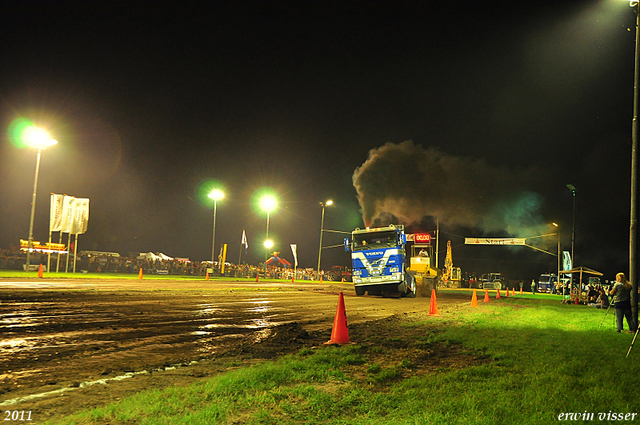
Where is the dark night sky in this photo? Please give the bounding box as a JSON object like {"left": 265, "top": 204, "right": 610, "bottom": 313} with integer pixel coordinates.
{"left": 0, "top": 0, "right": 636, "bottom": 281}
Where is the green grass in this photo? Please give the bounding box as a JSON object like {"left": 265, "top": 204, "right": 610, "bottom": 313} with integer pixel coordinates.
{"left": 45, "top": 296, "right": 640, "bottom": 424}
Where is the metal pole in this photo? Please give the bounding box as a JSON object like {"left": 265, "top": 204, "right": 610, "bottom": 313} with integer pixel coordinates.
{"left": 26, "top": 148, "right": 42, "bottom": 271}
{"left": 264, "top": 211, "right": 270, "bottom": 274}
{"left": 211, "top": 200, "right": 217, "bottom": 266}
{"left": 570, "top": 188, "right": 576, "bottom": 292}
{"left": 557, "top": 227, "right": 561, "bottom": 291}
{"left": 630, "top": 2, "right": 639, "bottom": 326}
{"left": 317, "top": 204, "right": 326, "bottom": 280}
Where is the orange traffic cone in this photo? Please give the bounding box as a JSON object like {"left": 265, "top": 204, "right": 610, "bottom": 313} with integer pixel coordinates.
{"left": 428, "top": 289, "right": 441, "bottom": 316}
{"left": 320, "top": 275, "right": 323, "bottom": 283}
{"left": 324, "top": 292, "right": 352, "bottom": 345}
{"left": 206, "top": 270, "right": 210, "bottom": 281}
{"left": 292, "top": 275, "right": 295, "bottom": 283}
{"left": 471, "top": 289, "right": 478, "bottom": 307}
{"left": 138, "top": 268, "right": 143, "bottom": 279}
{"left": 37, "top": 264, "right": 44, "bottom": 278}
{"left": 496, "top": 289, "right": 501, "bottom": 300}
{"left": 256, "top": 273, "right": 260, "bottom": 282}
{"left": 513, "top": 288, "right": 517, "bottom": 296}
{"left": 484, "top": 289, "right": 490, "bottom": 303}
{"left": 506, "top": 288, "right": 510, "bottom": 297}
{"left": 520, "top": 287, "right": 523, "bottom": 295}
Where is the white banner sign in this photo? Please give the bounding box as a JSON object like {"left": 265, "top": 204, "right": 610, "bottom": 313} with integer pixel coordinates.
{"left": 70, "top": 198, "right": 90, "bottom": 234}
{"left": 290, "top": 244, "right": 298, "bottom": 268}
{"left": 58, "top": 196, "right": 90, "bottom": 234}
{"left": 465, "top": 238, "right": 526, "bottom": 246}
{"left": 50, "top": 193, "right": 65, "bottom": 232}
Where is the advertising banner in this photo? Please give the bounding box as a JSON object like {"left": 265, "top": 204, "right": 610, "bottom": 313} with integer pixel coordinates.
{"left": 50, "top": 193, "right": 65, "bottom": 232}
{"left": 70, "top": 198, "right": 90, "bottom": 234}
{"left": 464, "top": 238, "right": 526, "bottom": 245}
{"left": 290, "top": 244, "right": 298, "bottom": 268}
{"left": 58, "top": 196, "right": 90, "bottom": 234}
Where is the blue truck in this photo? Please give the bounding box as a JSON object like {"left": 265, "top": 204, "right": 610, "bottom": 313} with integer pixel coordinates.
{"left": 345, "top": 224, "right": 416, "bottom": 297}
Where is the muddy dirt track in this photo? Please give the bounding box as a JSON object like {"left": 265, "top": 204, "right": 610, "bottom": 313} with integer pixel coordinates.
{"left": 0, "top": 278, "right": 473, "bottom": 422}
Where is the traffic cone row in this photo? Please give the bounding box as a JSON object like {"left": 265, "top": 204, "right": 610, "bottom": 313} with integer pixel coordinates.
{"left": 484, "top": 289, "right": 490, "bottom": 303}
{"left": 496, "top": 289, "right": 501, "bottom": 300}
{"left": 325, "top": 292, "right": 352, "bottom": 345}
{"left": 506, "top": 288, "right": 510, "bottom": 297}
{"left": 471, "top": 289, "right": 478, "bottom": 307}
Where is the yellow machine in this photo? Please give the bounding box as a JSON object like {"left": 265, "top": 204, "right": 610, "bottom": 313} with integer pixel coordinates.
{"left": 407, "top": 243, "right": 438, "bottom": 296}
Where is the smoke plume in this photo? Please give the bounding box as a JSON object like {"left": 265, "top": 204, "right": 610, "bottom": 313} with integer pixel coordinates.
{"left": 352, "top": 141, "right": 548, "bottom": 236}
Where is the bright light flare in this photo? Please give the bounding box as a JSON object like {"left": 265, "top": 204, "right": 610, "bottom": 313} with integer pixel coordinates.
{"left": 208, "top": 189, "right": 224, "bottom": 201}
{"left": 8, "top": 118, "right": 57, "bottom": 149}
{"left": 25, "top": 128, "right": 57, "bottom": 149}
{"left": 260, "top": 195, "right": 277, "bottom": 212}
{"left": 264, "top": 239, "right": 274, "bottom": 249}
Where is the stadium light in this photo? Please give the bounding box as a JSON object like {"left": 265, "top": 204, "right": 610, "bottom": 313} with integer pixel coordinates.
{"left": 208, "top": 189, "right": 224, "bottom": 267}
{"left": 25, "top": 127, "right": 57, "bottom": 271}
{"left": 317, "top": 200, "right": 334, "bottom": 280}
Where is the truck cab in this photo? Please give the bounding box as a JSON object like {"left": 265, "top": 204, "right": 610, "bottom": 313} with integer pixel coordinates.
{"left": 537, "top": 273, "right": 557, "bottom": 293}
{"left": 346, "top": 225, "right": 415, "bottom": 297}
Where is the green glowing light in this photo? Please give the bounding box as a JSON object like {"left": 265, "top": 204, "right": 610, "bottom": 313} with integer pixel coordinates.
{"left": 8, "top": 118, "right": 34, "bottom": 149}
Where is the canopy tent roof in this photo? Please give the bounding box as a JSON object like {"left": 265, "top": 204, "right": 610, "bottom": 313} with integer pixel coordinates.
{"left": 559, "top": 267, "right": 603, "bottom": 276}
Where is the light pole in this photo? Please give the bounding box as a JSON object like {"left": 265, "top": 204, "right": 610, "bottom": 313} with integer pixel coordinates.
{"left": 566, "top": 184, "right": 576, "bottom": 291}
{"left": 208, "top": 189, "right": 224, "bottom": 269}
{"left": 628, "top": 1, "right": 639, "bottom": 324}
{"left": 552, "top": 223, "right": 561, "bottom": 292}
{"left": 25, "top": 128, "right": 58, "bottom": 271}
{"left": 260, "top": 195, "right": 277, "bottom": 262}
{"left": 316, "top": 200, "right": 334, "bottom": 280}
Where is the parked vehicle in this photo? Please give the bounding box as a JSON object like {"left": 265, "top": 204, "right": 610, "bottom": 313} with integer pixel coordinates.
{"left": 481, "top": 273, "right": 505, "bottom": 290}
{"left": 325, "top": 265, "right": 352, "bottom": 282}
{"left": 538, "top": 273, "right": 557, "bottom": 293}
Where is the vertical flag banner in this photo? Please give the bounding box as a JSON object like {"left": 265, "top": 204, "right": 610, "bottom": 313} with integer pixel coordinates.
{"left": 242, "top": 230, "right": 249, "bottom": 253}
{"left": 50, "top": 193, "right": 65, "bottom": 232}
{"left": 290, "top": 244, "right": 298, "bottom": 268}
{"left": 58, "top": 196, "right": 90, "bottom": 234}
{"left": 70, "top": 198, "right": 90, "bottom": 235}
{"left": 60, "top": 196, "right": 76, "bottom": 233}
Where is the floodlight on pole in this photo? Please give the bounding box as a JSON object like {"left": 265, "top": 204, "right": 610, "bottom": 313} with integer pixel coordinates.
{"left": 25, "top": 128, "right": 58, "bottom": 271}
{"left": 260, "top": 195, "right": 277, "bottom": 261}
{"left": 552, "top": 222, "right": 561, "bottom": 290}
{"left": 566, "top": 184, "right": 576, "bottom": 292}
{"left": 316, "top": 200, "right": 334, "bottom": 281}
{"left": 208, "top": 189, "right": 224, "bottom": 267}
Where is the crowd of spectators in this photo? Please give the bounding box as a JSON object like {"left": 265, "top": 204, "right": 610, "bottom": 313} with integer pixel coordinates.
{"left": 0, "top": 247, "right": 323, "bottom": 280}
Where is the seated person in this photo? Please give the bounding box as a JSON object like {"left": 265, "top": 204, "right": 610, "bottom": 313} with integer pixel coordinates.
{"left": 596, "top": 288, "right": 610, "bottom": 309}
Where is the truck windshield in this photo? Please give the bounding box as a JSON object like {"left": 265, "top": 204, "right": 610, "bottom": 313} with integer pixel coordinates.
{"left": 352, "top": 231, "right": 397, "bottom": 251}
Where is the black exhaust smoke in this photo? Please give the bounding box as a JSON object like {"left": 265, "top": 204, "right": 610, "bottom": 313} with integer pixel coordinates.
{"left": 352, "top": 141, "right": 548, "bottom": 236}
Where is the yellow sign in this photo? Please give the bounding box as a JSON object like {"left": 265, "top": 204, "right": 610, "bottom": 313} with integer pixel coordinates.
{"left": 20, "top": 239, "right": 67, "bottom": 252}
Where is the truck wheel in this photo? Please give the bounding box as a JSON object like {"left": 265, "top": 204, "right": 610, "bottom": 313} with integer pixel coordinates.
{"left": 495, "top": 282, "right": 502, "bottom": 290}
{"left": 355, "top": 286, "right": 366, "bottom": 296}
{"left": 405, "top": 273, "right": 416, "bottom": 298}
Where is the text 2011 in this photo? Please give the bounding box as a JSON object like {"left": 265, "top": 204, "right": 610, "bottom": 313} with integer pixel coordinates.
{"left": 3, "top": 411, "right": 32, "bottom": 421}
